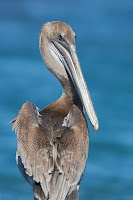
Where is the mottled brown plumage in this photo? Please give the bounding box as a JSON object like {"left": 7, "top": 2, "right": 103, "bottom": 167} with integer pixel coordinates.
{"left": 11, "top": 21, "right": 99, "bottom": 200}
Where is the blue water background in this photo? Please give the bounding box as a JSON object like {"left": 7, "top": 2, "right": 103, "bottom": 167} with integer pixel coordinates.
{"left": 0, "top": 0, "right": 133, "bottom": 199}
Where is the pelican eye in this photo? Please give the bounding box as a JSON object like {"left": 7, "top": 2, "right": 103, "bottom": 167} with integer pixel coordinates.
{"left": 58, "top": 33, "right": 63, "bottom": 41}
{"left": 75, "top": 34, "right": 76, "bottom": 39}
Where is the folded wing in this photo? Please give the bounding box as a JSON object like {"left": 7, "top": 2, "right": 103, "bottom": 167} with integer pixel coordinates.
{"left": 12, "top": 102, "right": 88, "bottom": 200}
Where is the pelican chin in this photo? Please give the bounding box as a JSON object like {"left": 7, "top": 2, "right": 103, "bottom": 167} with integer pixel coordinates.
{"left": 11, "top": 21, "right": 99, "bottom": 200}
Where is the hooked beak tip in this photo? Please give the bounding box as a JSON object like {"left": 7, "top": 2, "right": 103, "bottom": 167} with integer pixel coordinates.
{"left": 94, "top": 123, "right": 99, "bottom": 132}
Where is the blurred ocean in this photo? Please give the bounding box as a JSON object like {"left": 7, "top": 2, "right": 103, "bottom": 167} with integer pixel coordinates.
{"left": 0, "top": 0, "right": 133, "bottom": 199}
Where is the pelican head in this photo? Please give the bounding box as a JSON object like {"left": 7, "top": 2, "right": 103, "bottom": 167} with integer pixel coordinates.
{"left": 39, "top": 21, "right": 99, "bottom": 132}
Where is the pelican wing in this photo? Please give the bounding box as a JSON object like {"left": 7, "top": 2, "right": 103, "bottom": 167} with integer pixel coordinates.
{"left": 12, "top": 102, "right": 88, "bottom": 200}
{"left": 56, "top": 105, "right": 89, "bottom": 197}
{"left": 12, "top": 102, "right": 54, "bottom": 199}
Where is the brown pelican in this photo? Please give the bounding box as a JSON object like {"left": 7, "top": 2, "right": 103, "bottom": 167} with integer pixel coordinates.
{"left": 11, "top": 21, "right": 99, "bottom": 200}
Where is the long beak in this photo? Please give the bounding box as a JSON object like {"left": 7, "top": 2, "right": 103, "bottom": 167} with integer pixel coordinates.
{"left": 50, "top": 38, "right": 99, "bottom": 132}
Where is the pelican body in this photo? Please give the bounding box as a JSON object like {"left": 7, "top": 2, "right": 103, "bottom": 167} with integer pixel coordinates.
{"left": 12, "top": 21, "right": 99, "bottom": 200}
